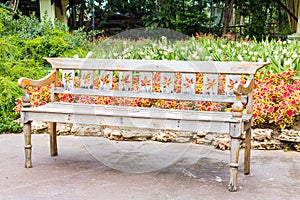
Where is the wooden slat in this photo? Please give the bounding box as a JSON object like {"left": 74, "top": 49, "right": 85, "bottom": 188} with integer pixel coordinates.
{"left": 53, "top": 87, "right": 248, "bottom": 103}
{"left": 62, "top": 70, "right": 74, "bottom": 90}
{"left": 139, "top": 72, "right": 152, "bottom": 92}
{"left": 45, "top": 58, "right": 269, "bottom": 75}
{"left": 181, "top": 74, "right": 196, "bottom": 94}
{"left": 100, "top": 71, "right": 113, "bottom": 91}
{"left": 203, "top": 74, "right": 218, "bottom": 95}
{"left": 80, "top": 70, "right": 94, "bottom": 89}
{"left": 225, "top": 75, "right": 241, "bottom": 95}
{"left": 119, "top": 71, "right": 132, "bottom": 91}
{"left": 160, "top": 73, "right": 174, "bottom": 93}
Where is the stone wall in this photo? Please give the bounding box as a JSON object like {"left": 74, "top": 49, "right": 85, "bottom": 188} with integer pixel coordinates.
{"left": 30, "top": 121, "right": 300, "bottom": 152}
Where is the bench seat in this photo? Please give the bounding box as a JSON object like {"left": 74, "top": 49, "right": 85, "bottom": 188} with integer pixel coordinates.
{"left": 22, "top": 102, "right": 252, "bottom": 133}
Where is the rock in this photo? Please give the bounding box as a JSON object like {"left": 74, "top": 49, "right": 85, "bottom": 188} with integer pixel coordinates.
{"left": 109, "top": 129, "right": 123, "bottom": 140}
{"left": 71, "top": 124, "right": 103, "bottom": 136}
{"left": 278, "top": 129, "right": 300, "bottom": 142}
{"left": 196, "top": 131, "right": 207, "bottom": 137}
{"left": 31, "top": 121, "right": 48, "bottom": 133}
{"left": 122, "top": 129, "right": 152, "bottom": 141}
{"left": 57, "top": 123, "right": 72, "bottom": 135}
{"left": 252, "top": 129, "right": 273, "bottom": 141}
{"left": 151, "top": 130, "right": 175, "bottom": 142}
{"left": 294, "top": 143, "right": 300, "bottom": 152}
{"left": 173, "top": 137, "right": 192, "bottom": 143}
{"left": 252, "top": 140, "right": 283, "bottom": 150}
{"left": 213, "top": 136, "right": 231, "bottom": 150}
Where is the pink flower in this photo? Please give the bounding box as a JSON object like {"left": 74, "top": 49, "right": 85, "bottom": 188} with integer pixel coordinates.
{"left": 286, "top": 110, "right": 293, "bottom": 117}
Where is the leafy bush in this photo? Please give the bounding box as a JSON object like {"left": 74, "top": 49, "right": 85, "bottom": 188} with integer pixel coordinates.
{"left": 0, "top": 7, "right": 89, "bottom": 133}
{"left": 253, "top": 70, "right": 300, "bottom": 129}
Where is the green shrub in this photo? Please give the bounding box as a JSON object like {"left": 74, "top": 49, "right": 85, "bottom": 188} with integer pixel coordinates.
{"left": 0, "top": 7, "right": 88, "bottom": 133}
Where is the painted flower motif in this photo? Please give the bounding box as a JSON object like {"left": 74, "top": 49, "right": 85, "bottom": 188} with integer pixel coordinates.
{"left": 64, "top": 72, "right": 73, "bottom": 84}
{"left": 101, "top": 74, "right": 110, "bottom": 85}
{"left": 141, "top": 76, "right": 151, "bottom": 87}
{"left": 162, "top": 76, "right": 172, "bottom": 88}
{"left": 83, "top": 73, "right": 91, "bottom": 84}
{"left": 183, "top": 77, "right": 194, "bottom": 88}
{"left": 205, "top": 78, "right": 216, "bottom": 90}
{"left": 227, "top": 79, "right": 238, "bottom": 90}
{"left": 121, "top": 75, "right": 131, "bottom": 85}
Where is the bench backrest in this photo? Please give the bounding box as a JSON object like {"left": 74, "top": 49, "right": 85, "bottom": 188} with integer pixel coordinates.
{"left": 45, "top": 58, "right": 268, "bottom": 114}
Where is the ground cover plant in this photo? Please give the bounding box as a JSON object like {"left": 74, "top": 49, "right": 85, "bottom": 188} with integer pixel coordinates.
{"left": 13, "top": 35, "right": 300, "bottom": 130}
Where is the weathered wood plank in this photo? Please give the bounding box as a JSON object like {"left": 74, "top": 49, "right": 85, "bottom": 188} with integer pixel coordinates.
{"left": 18, "top": 71, "right": 57, "bottom": 88}
{"left": 139, "top": 72, "right": 152, "bottom": 92}
{"left": 21, "top": 103, "right": 252, "bottom": 123}
{"left": 225, "top": 75, "right": 241, "bottom": 95}
{"left": 203, "top": 74, "right": 218, "bottom": 95}
{"left": 160, "top": 73, "right": 174, "bottom": 93}
{"left": 100, "top": 71, "right": 113, "bottom": 91}
{"left": 62, "top": 70, "right": 74, "bottom": 90}
{"left": 119, "top": 71, "right": 132, "bottom": 91}
{"left": 181, "top": 74, "right": 196, "bottom": 94}
{"left": 23, "top": 111, "right": 231, "bottom": 133}
{"left": 45, "top": 58, "right": 269, "bottom": 75}
{"left": 80, "top": 70, "right": 94, "bottom": 89}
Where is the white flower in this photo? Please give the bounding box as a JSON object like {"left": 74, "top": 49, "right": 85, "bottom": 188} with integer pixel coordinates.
{"left": 237, "top": 55, "right": 244, "bottom": 61}
{"left": 242, "top": 50, "right": 247, "bottom": 54}
{"left": 221, "top": 44, "right": 226, "bottom": 48}
{"left": 265, "top": 52, "right": 269, "bottom": 56}
{"left": 292, "top": 53, "right": 298, "bottom": 59}
{"left": 253, "top": 52, "right": 259, "bottom": 56}
{"left": 242, "top": 42, "right": 249, "bottom": 46}
{"left": 258, "top": 58, "right": 264, "bottom": 62}
{"left": 207, "top": 47, "right": 212, "bottom": 51}
{"left": 237, "top": 43, "right": 242, "bottom": 48}
{"left": 284, "top": 59, "right": 292, "bottom": 66}
{"left": 273, "top": 51, "right": 278, "bottom": 55}
{"left": 113, "top": 53, "right": 118, "bottom": 57}
{"left": 145, "top": 55, "right": 151, "bottom": 60}
{"left": 86, "top": 51, "right": 93, "bottom": 58}
{"left": 216, "top": 49, "right": 222, "bottom": 54}
{"left": 282, "top": 49, "right": 288, "bottom": 54}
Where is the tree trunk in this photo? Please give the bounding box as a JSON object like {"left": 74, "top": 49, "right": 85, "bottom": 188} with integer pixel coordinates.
{"left": 222, "top": 0, "right": 235, "bottom": 37}
{"left": 11, "top": 0, "right": 19, "bottom": 14}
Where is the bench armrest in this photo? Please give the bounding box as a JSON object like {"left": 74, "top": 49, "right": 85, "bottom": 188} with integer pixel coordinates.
{"left": 18, "top": 71, "right": 57, "bottom": 88}
{"left": 233, "top": 78, "right": 254, "bottom": 95}
{"left": 232, "top": 78, "right": 254, "bottom": 117}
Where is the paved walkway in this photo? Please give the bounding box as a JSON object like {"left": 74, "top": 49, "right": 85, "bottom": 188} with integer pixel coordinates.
{"left": 0, "top": 134, "right": 299, "bottom": 200}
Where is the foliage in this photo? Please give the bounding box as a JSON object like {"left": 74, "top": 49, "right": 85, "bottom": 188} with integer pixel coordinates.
{"left": 142, "top": 0, "right": 209, "bottom": 35}
{"left": 0, "top": 7, "right": 89, "bottom": 133}
{"left": 253, "top": 70, "right": 300, "bottom": 129}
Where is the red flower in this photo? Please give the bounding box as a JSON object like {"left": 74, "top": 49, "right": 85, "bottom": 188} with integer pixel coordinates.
{"left": 286, "top": 110, "right": 293, "bottom": 117}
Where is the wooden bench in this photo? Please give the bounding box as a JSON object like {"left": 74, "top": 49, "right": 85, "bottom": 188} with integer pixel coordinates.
{"left": 18, "top": 58, "right": 269, "bottom": 191}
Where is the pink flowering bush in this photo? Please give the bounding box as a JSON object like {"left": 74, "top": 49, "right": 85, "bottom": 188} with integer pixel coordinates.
{"left": 253, "top": 70, "right": 300, "bottom": 129}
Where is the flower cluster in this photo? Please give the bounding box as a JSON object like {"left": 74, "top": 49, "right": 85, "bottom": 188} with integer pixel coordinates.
{"left": 253, "top": 70, "right": 300, "bottom": 129}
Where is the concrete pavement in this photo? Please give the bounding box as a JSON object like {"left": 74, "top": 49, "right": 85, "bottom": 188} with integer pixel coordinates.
{"left": 0, "top": 134, "right": 299, "bottom": 200}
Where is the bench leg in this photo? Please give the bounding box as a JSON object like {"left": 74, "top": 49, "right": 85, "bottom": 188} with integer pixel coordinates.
{"left": 228, "top": 137, "right": 240, "bottom": 192}
{"left": 24, "top": 122, "right": 32, "bottom": 168}
{"left": 244, "top": 128, "right": 251, "bottom": 175}
{"left": 50, "top": 122, "right": 58, "bottom": 156}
